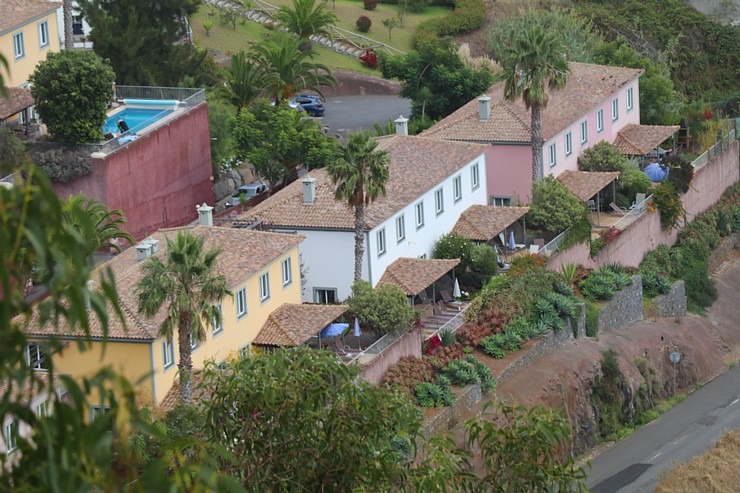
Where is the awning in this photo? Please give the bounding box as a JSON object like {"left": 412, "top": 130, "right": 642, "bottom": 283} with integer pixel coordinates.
{"left": 377, "top": 257, "right": 460, "bottom": 296}
{"left": 612, "top": 124, "right": 679, "bottom": 156}
{"left": 557, "top": 170, "right": 621, "bottom": 202}
{"left": 452, "top": 205, "right": 530, "bottom": 242}
{"left": 0, "top": 87, "right": 34, "bottom": 121}
{"left": 253, "top": 303, "right": 349, "bottom": 347}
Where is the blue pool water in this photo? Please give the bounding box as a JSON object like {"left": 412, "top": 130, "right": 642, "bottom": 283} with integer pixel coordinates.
{"left": 103, "top": 108, "right": 174, "bottom": 135}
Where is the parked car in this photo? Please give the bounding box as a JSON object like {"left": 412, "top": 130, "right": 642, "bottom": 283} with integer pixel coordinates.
{"left": 289, "top": 95, "right": 325, "bottom": 117}
{"left": 225, "top": 183, "right": 267, "bottom": 207}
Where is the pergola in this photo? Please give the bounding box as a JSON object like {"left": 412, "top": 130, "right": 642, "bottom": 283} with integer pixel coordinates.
{"left": 377, "top": 257, "right": 460, "bottom": 307}
{"left": 252, "top": 303, "right": 349, "bottom": 348}
{"left": 557, "top": 170, "right": 621, "bottom": 226}
{"left": 0, "top": 87, "right": 34, "bottom": 127}
{"left": 613, "top": 124, "right": 680, "bottom": 158}
{"left": 452, "top": 205, "right": 530, "bottom": 261}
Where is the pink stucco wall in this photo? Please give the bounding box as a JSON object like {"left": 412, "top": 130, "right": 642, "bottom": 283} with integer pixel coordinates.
{"left": 54, "top": 103, "right": 214, "bottom": 240}
{"left": 547, "top": 141, "right": 739, "bottom": 271}
{"left": 486, "top": 144, "right": 533, "bottom": 204}
{"left": 359, "top": 329, "right": 422, "bottom": 385}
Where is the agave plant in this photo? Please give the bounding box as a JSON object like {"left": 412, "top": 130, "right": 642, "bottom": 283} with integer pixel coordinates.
{"left": 560, "top": 262, "right": 579, "bottom": 285}
{"left": 480, "top": 336, "right": 506, "bottom": 359}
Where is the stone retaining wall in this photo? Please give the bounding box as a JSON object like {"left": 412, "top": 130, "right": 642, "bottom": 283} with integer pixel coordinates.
{"left": 421, "top": 382, "right": 482, "bottom": 438}
{"left": 597, "top": 275, "right": 644, "bottom": 333}
{"left": 651, "top": 280, "right": 687, "bottom": 318}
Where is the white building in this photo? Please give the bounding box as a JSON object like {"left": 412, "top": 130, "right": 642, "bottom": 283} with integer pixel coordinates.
{"left": 238, "top": 132, "right": 488, "bottom": 303}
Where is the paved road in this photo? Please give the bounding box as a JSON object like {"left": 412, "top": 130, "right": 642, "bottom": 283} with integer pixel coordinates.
{"left": 587, "top": 365, "right": 740, "bottom": 492}
{"left": 319, "top": 95, "right": 412, "bottom": 137}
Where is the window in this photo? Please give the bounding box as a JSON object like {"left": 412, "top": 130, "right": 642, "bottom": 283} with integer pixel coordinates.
{"left": 377, "top": 228, "right": 386, "bottom": 257}
{"left": 471, "top": 163, "right": 480, "bottom": 190}
{"left": 189, "top": 329, "right": 200, "bottom": 350}
{"left": 314, "top": 288, "right": 337, "bottom": 304}
{"left": 565, "top": 132, "right": 573, "bottom": 156}
{"left": 4, "top": 421, "right": 18, "bottom": 453}
{"left": 239, "top": 344, "right": 251, "bottom": 359}
{"left": 212, "top": 304, "right": 223, "bottom": 335}
{"left": 548, "top": 143, "right": 557, "bottom": 167}
{"left": 72, "top": 15, "right": 85, "bottom": 36}
{"left": 259, "top": 272, "right": 270, "bottom": 302}
{"left": 596, "top": 109, "right": 604, "bottom": 132}
{"left": 395, "top": 215, "right": 405, "bottom": 242}
{"left": 162, "top": 336, "right": 174, "bottom": 369}
{"left": 281, "top": 258, "right": 292, "bottom": 286}
{"left": 453, "top": 175, "right": 462, "bottom": 202}
{"left": 38, "top": 21, "right": 49, "bottom": 47}
{"left": 490, "top": 196, "right": 512, "bottom": 207}
{"left": 13, "top": 32, "right": 24, "bottom": 59}
{"left": 36, "top": 400, "right": 49, "bottom": 418}
{"left": 434, "top": 188, "right": 444, "bottom": 215}
{"left": 612, "top": 98, "right": 619, "bottom": 121}
{"left": 89, "top": 406, "right": 110, "bottom": 422}
{"left": 627, "top": 88, "right": 634, "bottom": 111}
{"left": 580, "top": 120, "right": 588, "bottom": 144}
{"left": 25, "top": 343, "right": 48, "bottom": 370}
{"left": 415, "top": 201, "right": 425, "bottom": 229}
{"left": 236, "top": 288, "right": 247, "bottom": 318}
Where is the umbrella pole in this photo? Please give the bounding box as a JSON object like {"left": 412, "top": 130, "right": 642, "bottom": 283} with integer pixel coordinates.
{"left": 597, "top": 191, "right": 601, "bottom": 226}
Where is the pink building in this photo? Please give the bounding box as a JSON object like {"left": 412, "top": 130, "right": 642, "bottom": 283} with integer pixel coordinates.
{"left": 423, "top": 62, "right": 643, "bottom": 204}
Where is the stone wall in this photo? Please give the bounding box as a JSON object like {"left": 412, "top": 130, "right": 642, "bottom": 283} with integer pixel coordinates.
{"left": 650, "top": 280, "right": 687, "bottom": 319}
{"left": 323, "top": 71, "right": 402, "bottom": 97}
{"left": 597, "top": 275, "right": 644, "bottom": 333}
{"left": 420, "top": 383, "right": 483, "bottom": 438}
{"left": 359, "top": 328, "right": 422, "bottom": 385}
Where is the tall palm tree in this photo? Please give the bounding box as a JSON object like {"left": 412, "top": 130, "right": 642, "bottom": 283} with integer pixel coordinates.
{"left": 218, "top": 51, "right": 278, "bottom": 114}
{"left": 327, "top": 131, "right": 390, "bottom": 282}
{"left": 136, "top": 231, "right": 232, "bottom": 404}
{"left": 496, "top": 25, "right": 569, "bottom": 184}
{"left": 62, "top": 195, "right": 134, "bottom": 259}
{"left": 0, "top": 53, "right": 9, "bottom": 98}
{"left": 63, "top": 0, "right": 74, "bottom": 49}
{"left": 251, "top": 33, "right": 336, "bottom": 102}
{"left": 274, "top": 0, "right": 337, "bottom": 51}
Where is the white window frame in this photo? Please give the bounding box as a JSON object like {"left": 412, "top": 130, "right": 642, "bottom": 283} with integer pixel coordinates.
{"left": 13, "top": 32, "right": 24, "bottom": 59}
{"left": 89, "top": 406, "right": 110, "bottom": 422}
{"left": 25, "top": 343, "right": 47, "bottom": 371}
{"left": 36, "top": 400, "right": 49, "bottom": 418}
{"left": 627, "top": 88, "right": 634, "bottom": 111}
{"left": 162, "top": 336, "right": 174, "bottom": 369}
{"left": 548, "top": 142, "right": 557, "bottom": 167}
{"left": 281, "top": 257, "right": 292, "bottom": 286}
{"left": 377, "top": 228, "right": 386, "bottom": 257}
{"left": 415, "top": 201, "right": 424, "bottom": 229}
{"left": 471, "top": 162, "right": 480, "bottom": 190}
{"left": 38, "top": 21, "right": 49, "bottom": 48}
{"left": 565, "top": 132, "right": 572, "bottom": 156}
{"left": 612, "top": 98, "right": 619, "bottom": 121}
{"left": 259, "top": 272, "right": 270, "bottom": 302}
{"left": 236, "top": 288, "right": 247, "bottom": 318}
{"left": 434, "top": 188, "right": 444, "bottom": 216}
{"left": 4, "top": 421, "right": 18, "bottom": 453}
{"left": 580, "top": 120, "right": 588, "bottom": 144}
{"left": 490, "top": 196, "right": 512, "bottom": 207}
{"left": 239, "top": 344, "right": 251, "bottom": 359}
{"left": 212, "top": 304, "right": 223, "bottom": 335}
{"left": 596, "top": 109, "right": 604, "bottom": 133}
{"left": 453, "top": 175, "right": 462, "bottom": 202}
{"left": 395, "top": 215, "right": 405, "bottom": 243}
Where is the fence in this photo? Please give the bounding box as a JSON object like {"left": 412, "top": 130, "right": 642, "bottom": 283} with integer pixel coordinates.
{"left": 0, "top": 173, "right": 14, "bottom": 185}
{"left": 691, "top": 125, "right": 736, "bottom": 171}
{"left": 346, "top": 331, "right": 398, "bottom": 365}
{"left": 424, "top": 307, "right": 468, "bottom": 342}
{"left": 610, "top": 194, "right": 653, "bottom": 231}
{"left": 539, "top": 227, "right": 571, "bottom": 255}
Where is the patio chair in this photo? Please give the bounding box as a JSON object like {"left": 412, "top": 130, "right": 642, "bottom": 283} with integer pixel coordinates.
{"left": 609, "top": 202, "right": 629, "bottom": 216}
{"left": 439, "top": 290, "right": 454, "bottom": 304}
{"left": 587, "top": 199, "right": 598, "bottom": 212}
{"left": 529, "top": 244, "right": 540, "bottom": 254}
{"left": 630, "top": 193, "right": 647, "bottom": 211}
{"left": 329, "top": 338, "right": 355, "bottom": 357}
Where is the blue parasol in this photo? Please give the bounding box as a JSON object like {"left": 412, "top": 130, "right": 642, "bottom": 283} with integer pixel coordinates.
{"left": 644, "top": 162, "right": 669, "bottom": 182}
{"left": 320, "top": 323, "right": 349, "bottom": 338}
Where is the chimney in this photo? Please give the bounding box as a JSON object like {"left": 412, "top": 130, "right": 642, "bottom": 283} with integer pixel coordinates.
{"left": 394, "top": 115, "right": 409, "bottom": 136}
{"left": 145, "top": 237, "right": 159, "bottom": 254}
{"left": 302, "top": 176, "right": 316, "bottom": 205}
{"left": 197, "top": 203, "right": 214, "bottom": 227}
{"left": 136, "top": 242, "right": 153, "bottom": 261}
{"left": 478, "top": 95, "right": 491, "bottom": 121}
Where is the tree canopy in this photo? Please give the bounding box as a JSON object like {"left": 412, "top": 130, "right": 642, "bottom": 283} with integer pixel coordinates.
{"left": 275, "top": 0, "right": 337, "bottom": 51}
{"left": 29, "top": 50, "right": 115, "bottom": 144}
{"left": 348, "top": 280, "right": 415, "bottom": 337}
{"left": 577, "top": 140, "right": 629, "bottom": 172}
{"left": 527, "top": 176, "right": 586, "bottom": 235}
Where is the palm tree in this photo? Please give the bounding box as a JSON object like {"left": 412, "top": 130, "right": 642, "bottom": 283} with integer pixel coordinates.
{"left": 274, "top": 0, "right": 337, "bottom": 51}
{"left": 62, "top": 195, "right": 134, "bottom": 259}
{"left": 63, "top": 0, "right": 74, "bottom": 49}
{"left": 251, "top": 33, "right": 336, "bottom": 102}
{"left": 136, "top": 231, "right": 232, "bottom": 404}
{"left": 218, "top": 51, "right": 278, "bottom": 114}
{"left": 496, "top": 25, "right": 569, "bottom": 184}
{"left": 327, "top": 131, "right": 390, "bottom": 282}
{"left": 0, "top": 53, "right": 9, "bottom": 98}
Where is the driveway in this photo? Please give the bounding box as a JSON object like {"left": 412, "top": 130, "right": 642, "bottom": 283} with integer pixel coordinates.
{"left": 319, "top": 95, "right": 412, "bottom": 138}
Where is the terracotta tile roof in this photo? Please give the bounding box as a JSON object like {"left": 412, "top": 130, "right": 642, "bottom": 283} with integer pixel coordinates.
{"left": 556, "top": 170, "right": 621, "bottom": 202}
{"left": 237, "top": 135, "right": 487, "bottom": 230}
{"left": 0, "top": 372, "right": 60, "bottom": 403}
{"left": 377, "top": 258, "right": 460, "bottom": 296}
{"left": 0, "top": 0, "right": 61, "bottom": 34}
{"left": 20, "top": 226, "right": 304, "bottom": 341}
{"left": 612, "top": 124, "right": 679, "bottom": 156}
{"left": 0, "top": 87, "right": 34, "bottom": 120}
{"left": 253, "top": 303, "right": 349, "bottom": 346}
{"left": 452, "top": 205, "right": 530, "bottom": 242}
{"left": 423, "top": 62, "right": 643, "bottom": 144}
{"left": 159, "top": 370, "right": 206, "bottom": 412}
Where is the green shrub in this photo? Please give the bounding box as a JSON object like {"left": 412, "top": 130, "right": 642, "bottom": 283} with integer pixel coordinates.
{"left": 653, "top": 181, "right": 685, "bottom": 230}
{"left": 591, "top": 348, "right": 628, "bottom": 439}
{"left": 414, "top": 382, "right": 455, "bottom": 408}
{"left": 557, "top": 211, "right": 592, "bottom": 252}
{"left": 414, "top": 0, "right": 485, "bottom": 44}
{"left": 577, "top": 140, "right": 629, "bottom": 172}
{"left": 356, "top": 15, "right": 372, "bottom": 32}
{"left": 640, "top": 270, "right": 672, "bottom": 298}
{"left": 441, "top": 359, "right": 480, "bottom": 386}
{"left": 616, "top": 163, "right": 652, "bottom": 206}
{"left": 527, "top": 176, "right": 587, "bottom": 235}
{"left": 480, "top": 335, "right": 506, "bottom": 359}
{"left": 464, "top": 355, "right": 495, "bottom": 392}
{"left": 579, "top": 267, "right": 633, "bottom": 302}
{"left": 439, "top": 329, "right": 456, "bottom": 346}
{"left": 585, "top": 301, "right": 600, "bottom": 337}
{"left": 501, "top": 328, "right": 522, "bottom": 351}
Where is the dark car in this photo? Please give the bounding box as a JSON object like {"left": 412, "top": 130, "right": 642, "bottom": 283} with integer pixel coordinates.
{"left": 289, "top": 95, "right": 325, "bottom": 117}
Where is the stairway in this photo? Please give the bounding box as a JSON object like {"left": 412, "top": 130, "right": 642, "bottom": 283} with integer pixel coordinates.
{"left": 421, "top": 304, "right": 466, "bottom": 340}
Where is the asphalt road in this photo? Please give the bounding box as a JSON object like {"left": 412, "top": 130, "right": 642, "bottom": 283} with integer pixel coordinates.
{"left": 319, "top": 95, "right": 412, "bottom": 137}
{"left": 586, "top": 365, "right": 740, "bottom": 492}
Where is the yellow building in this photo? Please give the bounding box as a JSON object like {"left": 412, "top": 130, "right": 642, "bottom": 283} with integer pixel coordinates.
{"left": 22, "top": 224, "right": 305, "bottom": 410}
{"left": 0, "top": 0, "right": 61, "bottom": 88}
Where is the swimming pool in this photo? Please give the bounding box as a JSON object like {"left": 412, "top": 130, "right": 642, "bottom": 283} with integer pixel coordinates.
{"left": 103, "top": 108, "right": 174, "bottom": 135}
